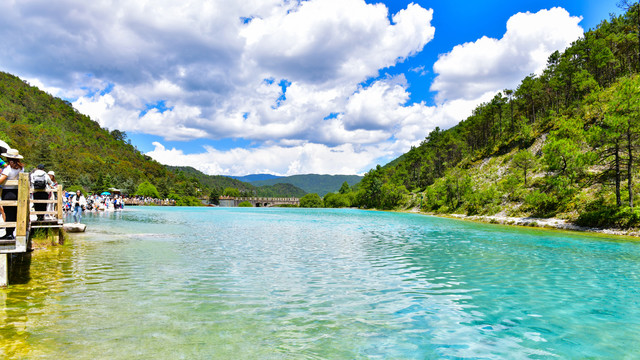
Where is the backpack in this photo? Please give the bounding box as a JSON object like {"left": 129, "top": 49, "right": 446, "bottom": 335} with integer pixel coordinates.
{"left": 33, "top": 172, "right": 47, "bottom": 189}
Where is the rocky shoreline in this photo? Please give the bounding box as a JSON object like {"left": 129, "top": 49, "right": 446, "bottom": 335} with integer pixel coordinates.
{"left": 405, "top": 209, "right": 640, "bottom": 238}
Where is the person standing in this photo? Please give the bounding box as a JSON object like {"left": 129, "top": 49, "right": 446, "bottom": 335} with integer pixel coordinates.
{"left": 30, "top": 164, "right": 54, "bottom": 221}
{"left": 46, "top": 171, "right": 58, "bottom": 220}
{"left": 0, "top": 149, "right": 25, "bottom": 239}
{"left": 0, "top": 155, "right": 8, "bottom": 222}
{"left": 71, "top": 190, "right": 87, "bottom": 223}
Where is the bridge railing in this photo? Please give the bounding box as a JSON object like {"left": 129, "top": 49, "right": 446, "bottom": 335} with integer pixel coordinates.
{"left": 123, "top": 198, "right": 175, "bottom": 206}
{"left": 219, "top": 196, "right": 300, "bottom": 201}
{"left": 218, "top": 196, "right": 300, "bottom": 207}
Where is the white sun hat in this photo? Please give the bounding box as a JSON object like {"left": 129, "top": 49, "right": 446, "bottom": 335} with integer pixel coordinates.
{"left": 1, "top": 148, "right": 23, "bottom": 159}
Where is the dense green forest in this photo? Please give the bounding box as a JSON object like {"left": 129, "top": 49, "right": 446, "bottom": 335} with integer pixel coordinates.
{"left": 349, "top": 5, "right": 640, "bottom": 228}
{"left": 0, "top": 74, "right": 306, "bottom": 205}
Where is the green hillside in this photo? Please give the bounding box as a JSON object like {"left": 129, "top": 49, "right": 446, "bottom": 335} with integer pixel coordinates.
{"left": 167, "top": 166, "right": 255, "bottom": 192}
{"left": 353, "top": 6, "right": 640, "bottom": 228}
{"left": 252, "top": 174, "right": 362, "bottom": 196}
{"left": 0, "top": 71, "right": 171, "bottom": 192}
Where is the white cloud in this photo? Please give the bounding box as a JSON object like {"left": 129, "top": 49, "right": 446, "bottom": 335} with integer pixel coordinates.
{"left": 0, "top": 2, "right": 586, "bottom": 175}
{"left": 146, "top": 141, "right": 386, "bottom": 176}
{"left": 57, "top": 0, "right": 435, "bottom": 145}
{"left": 431, "top": 7, "right": 583, "bottom": 102}
{"left": 241, "top": 1, "right": 434, "bottom": 86}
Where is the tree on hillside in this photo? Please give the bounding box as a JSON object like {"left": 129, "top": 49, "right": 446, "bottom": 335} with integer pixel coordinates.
{"left": 588, "top": 75, "right": 640, "bottom": 208}
{"left": 617, "top": 0, "right": 640, "bottom": 70}
{"left": 543, "top": 117, "right": 591, "bottom": 186}
{"left": 339, "top": 181, "right": 351, "bottom": 194}
{"left": 209, "top": 187, "right": 220, "bottom": 205}
{"left": 136, "top": 181, "right": 160, "bottom": 198}
{"left": 110, "top": 129, "right": 127, "bottom": 142}
{"left": 512, "top": 150, "right": 537, "bottom": 187}
{"left": 32, "top": 138, "right": 54, "bottom": 169}
{"left": 324, "top": 192, "right": 351, "bottom": 208}
{"left": 608, "top": 75, "right": 640, "bottom": 207}
{"left": 300, "top": 193, "right": 323, "bottom": 208}
{"left": 223, "top": 187, "right": 240, "bottom": 197}
{"left": 357, "top": 165, "right": 384, "bottom": 208}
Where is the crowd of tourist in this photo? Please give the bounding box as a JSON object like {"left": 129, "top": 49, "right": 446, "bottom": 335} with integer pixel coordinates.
{"left": 0, "top": 145, "right": 129, "bottom": 236}
{"left": 62, "top": 191, "right": 125, "bottom": 221}
{"left": 0, "top": 143, "right": 184, "bottom": 239}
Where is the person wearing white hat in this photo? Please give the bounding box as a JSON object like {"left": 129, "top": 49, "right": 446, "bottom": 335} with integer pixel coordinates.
{"left": 0, "top": 149, "right": 25, "bottom": 239}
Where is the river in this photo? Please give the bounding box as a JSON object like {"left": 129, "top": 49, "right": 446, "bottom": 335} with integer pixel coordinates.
{"left": 1, "top": 207, "right": 639, "bottom": 358}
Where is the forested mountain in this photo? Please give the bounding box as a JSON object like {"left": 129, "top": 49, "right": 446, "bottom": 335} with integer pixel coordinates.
{"left": 229, "top": 174, "right": 282, "bottom": 182}
{"left": 167, "top": 166, "right": 256, "bottom": 192}
{"left": 252, "top": 174, "right": 363, "bottom": 196}
{"left": 167, "top": 166, "right": 306, "bottom": 197}
{"left": 0, "top": 72, "right": 301, "bottom": 204}
{"left": 353, "top": 5, "right": 640, "bottom": 228}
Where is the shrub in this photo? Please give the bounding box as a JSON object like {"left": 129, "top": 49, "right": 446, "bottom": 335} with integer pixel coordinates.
{"left": 223, "top": 187, "right": 240, "bottom": 197}
{"left": 174, "top": 195, "right": 202, "bottom": 206}
{"left": 524, "top": 190, "right": 558, "bottom": 217}
{"left": 323, "top": 193, "right": 351, "bottom": 208}
{"left": 238, "top": 201, "right": 253, "bottom": 207}
{"left": 300, "top": 193, "right": 323, "bottom": 208}
{"left": 135, "top": 181, "right": 160, "bottom": 198}
{"left": 576, "top": 206, "right": 640, "bottom": 229}
{"left": 466, "top": 186, "right": 501, "bottom": 215}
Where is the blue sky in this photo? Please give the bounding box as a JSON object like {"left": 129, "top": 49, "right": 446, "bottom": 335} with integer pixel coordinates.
{"left": 383, "top": 0, "right": 620, "bottom": 104}
{"left": 0, "top": 0, "right": 623, "bottom": 175}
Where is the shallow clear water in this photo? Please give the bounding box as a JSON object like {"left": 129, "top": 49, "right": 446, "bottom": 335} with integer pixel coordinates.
{"left": 1, "top": 207, "right": 640, "bottom": 359}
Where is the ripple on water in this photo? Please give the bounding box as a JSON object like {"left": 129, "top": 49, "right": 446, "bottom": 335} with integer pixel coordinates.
{"left": 2, "top": 208, "right": 640, "bottom": 359}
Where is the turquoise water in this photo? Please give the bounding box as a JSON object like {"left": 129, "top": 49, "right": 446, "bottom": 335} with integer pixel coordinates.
{"left": 2, "top": 207, "right": 640, "bottom": 358}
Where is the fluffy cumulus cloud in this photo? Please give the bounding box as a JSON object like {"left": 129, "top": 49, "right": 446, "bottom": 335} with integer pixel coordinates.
{"left": 146, "top": 141, "right": 387, "bottom": 176}
{"left": 0, "top": 1, "right": 585, "bottom": 175}
{"left": 431, "top": 7, "right": 583, "bottom": 102}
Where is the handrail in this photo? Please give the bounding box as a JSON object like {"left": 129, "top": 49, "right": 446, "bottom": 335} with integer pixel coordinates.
{"left": 0, "top": 173, "right": 65, "bottom": 248}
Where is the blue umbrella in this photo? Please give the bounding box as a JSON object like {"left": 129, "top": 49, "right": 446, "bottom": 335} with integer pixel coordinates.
{"left": 101, "top": 191, "right": 111, "bottom": 196}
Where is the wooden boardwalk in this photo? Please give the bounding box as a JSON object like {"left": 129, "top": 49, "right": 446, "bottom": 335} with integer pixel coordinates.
{"left": 0, "top": 173, "right": 64, "bottom": 286}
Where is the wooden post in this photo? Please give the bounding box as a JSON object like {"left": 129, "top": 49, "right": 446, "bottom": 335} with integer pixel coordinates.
{"left": 14, "top": 174, "right": 30, "bottom": 252}
{"left": 0, "top": 254, "right": 7, "bottom": 287}
{"left": 56, "top": 185, "right": 63, "bottom": 223}
{"left": 16, "top": 174, "right": 30, "bottom": 237}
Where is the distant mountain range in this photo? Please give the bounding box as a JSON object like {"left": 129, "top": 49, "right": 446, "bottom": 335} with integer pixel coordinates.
{"left": 168, "top": 166, "right": 306, "bottom": 197}
{"left": 229, "top": 174, "right": 282, "bottom": 182}
{"left": 249, "top": 174, "right": 362, "bottom": 196}
{"left": 168, "top": 168, "right": 362, "bottom": 197}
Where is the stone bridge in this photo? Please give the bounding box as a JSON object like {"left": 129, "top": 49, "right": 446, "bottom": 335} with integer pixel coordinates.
{"left": 218, "top": 196, "right": 300, "bottom": 207}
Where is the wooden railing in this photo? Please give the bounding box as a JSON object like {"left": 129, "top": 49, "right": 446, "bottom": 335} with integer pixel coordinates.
{"left": 0, "top": 173, "right": 64, "bottom": 254}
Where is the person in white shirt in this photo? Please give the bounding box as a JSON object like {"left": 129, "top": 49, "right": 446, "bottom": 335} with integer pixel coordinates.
{"left": 46, "top": 171, "right": 58, "bottom": 219}
{"left": 71, "top": 190, "right": 87, "bottom": 223}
